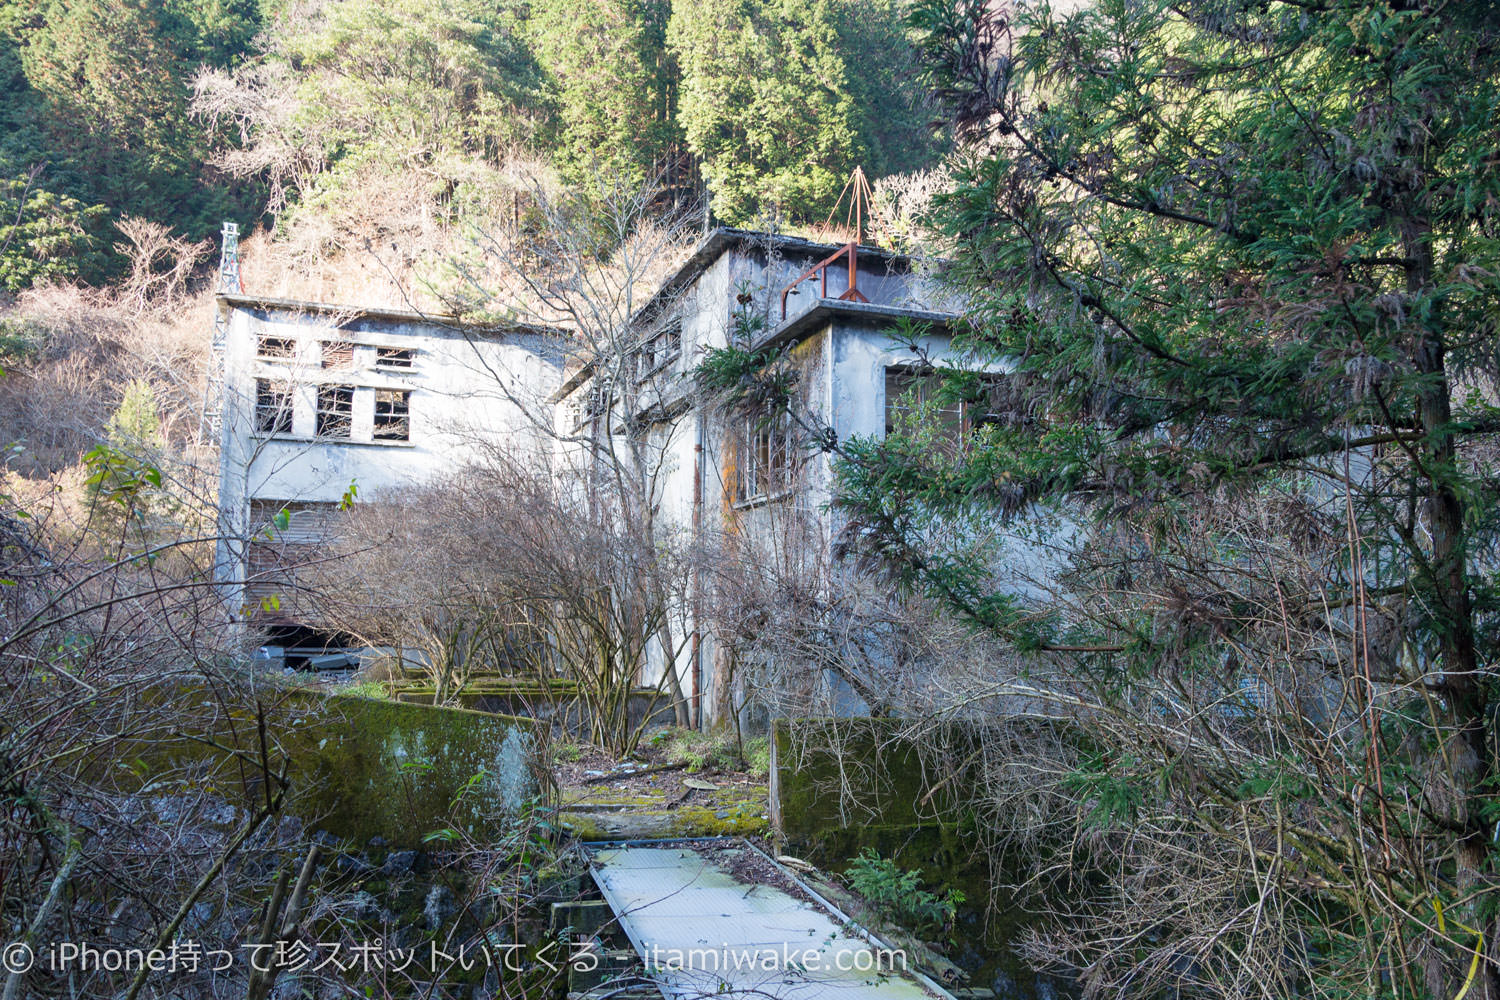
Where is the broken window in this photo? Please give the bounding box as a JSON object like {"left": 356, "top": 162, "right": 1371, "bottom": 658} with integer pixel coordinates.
{"left": 740, "top": 409, "right": 795, "bottom": 502}
{"left": 885, "top": 366, "right": 1008, "bottom": 453}
{"left": 573, "top": 377, "right": 612, "bottom": 431}
{"left": 316, "top": 384, "right": 354, "bottom": 438}
{"left": 321, "top": 341, "right": 355, "bottom": 370}
{"left": 254, "top": 379, "right": 293, "bottom": 434}
{"left": 375, "top": 347, "right": 415, "bottom": 369}
{"left": 257, "top": 336, "right": 296, "bottom": 361}
{"left": 633, "top": 322, "right": 682, "bottom": 381}
{"left": 373, "top": 388, "right": 410, "bottom": 441}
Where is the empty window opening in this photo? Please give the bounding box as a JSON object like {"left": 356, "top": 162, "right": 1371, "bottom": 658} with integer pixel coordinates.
{"left": 321, "top": 341, "right": 356, "bottom": 370}
{"left": 885, "top": 366, "right": 1009, "bottom": 453}
{"left": 634, "top": 323, "right": 682, "bottom": 381}
{"left": 740, "top": 409, "right": 795, "bottom": 502}
{"left": 572, "top": 377, "right": 612, "bottom": 431}
{"left": 375, "top": 347, "right": 415, "bottom": 369}
{"left": 255, "top": 379, "right": 293, "bottom": 434}
{"left": 373, "top": 389, "right": 410, "bottom": 441}
{"left": 316, "top": 384, "right": 354, "bottom": 438}
{"left": 257, "top": 336, "right": 296, "bottom": 360}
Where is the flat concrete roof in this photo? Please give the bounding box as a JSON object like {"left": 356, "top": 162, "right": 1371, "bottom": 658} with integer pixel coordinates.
{"left": 761, "top": 298, "right": 957, "bottom": 351}
{"left": 216, "top": 292, "right": 564, "bottom": 341}
{"left": 637, "top": 227, "right": 930, "bottom": 326}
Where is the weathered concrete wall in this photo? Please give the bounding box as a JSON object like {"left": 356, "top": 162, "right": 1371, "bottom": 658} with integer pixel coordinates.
{"left": 157, "top": 688, "right": 545, "bottom": 847}
{"left": 522, "top": 234, "right": 982, "bottom": 729}
{"left": 281, "top": 692, "right": 544, "bottom": 846}
{"left": 390, "top": 680, "right": 676, "bottom": 736}
{"left": 769, "top": 717, "right": 980, "bottom": 849}
{"left": 214, "top": 298, "right": 564, "bottom": 615}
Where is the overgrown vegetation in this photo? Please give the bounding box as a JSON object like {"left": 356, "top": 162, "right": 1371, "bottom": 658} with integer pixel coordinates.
{"left": 843, "top": 849, "right": 963, "bottom": 937}
{"left": 697, "top": 1, "right": 1500, "bottom": 996}
{"left": 0, "top": 0, "right": 945, "bottom": 294}
{"left": 836, "top": 0, "right": 1499, "bottom": 997}
{"left": 6, "top": 0, "right": 1500, "bottom": 997}
{"left": 0, "top": 437, "right": 575, "bottom": 999}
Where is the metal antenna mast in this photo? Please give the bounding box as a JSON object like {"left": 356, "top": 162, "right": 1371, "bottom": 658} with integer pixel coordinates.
{"left": 197, "top": 221, "right": 241, "bottom": 445}
{"left": 218, "top": 219, "right": 241, "bottom": 294}
{"left": 823, "top": 165, "right": 875, "bottom": 245}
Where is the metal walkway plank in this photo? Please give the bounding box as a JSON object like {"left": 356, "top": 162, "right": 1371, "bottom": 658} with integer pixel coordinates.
{"left": 589, "top": 844, "right": 950, "bottom": 1000}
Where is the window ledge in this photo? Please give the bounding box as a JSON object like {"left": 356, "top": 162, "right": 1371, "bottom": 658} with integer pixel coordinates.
{"left": 634, "top": 357, "right": 681, "bottom": 383}
{"left": 250, "top": 433, "right": 416, "bottom": 449}
{"left": 731, "top": 489, "right": 795, "bottom": 511}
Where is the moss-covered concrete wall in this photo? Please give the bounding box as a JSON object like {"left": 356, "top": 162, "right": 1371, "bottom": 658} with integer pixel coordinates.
{"left": 390, "top": 680, "right": 675, "bottom": 734}
{"left": 770, "top": 717, "right": 980, "bottom": 847}
{"left": 155, "top": 686, "right": 544, "bottom": 847}
{"left": 279, "top": 691, "right": 543, "bottom": 846}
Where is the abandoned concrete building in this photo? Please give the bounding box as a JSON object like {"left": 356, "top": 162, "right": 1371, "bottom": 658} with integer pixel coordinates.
{"left": 211, "top": 297, "right": 564, "bottom": 665}
{"left": 213, "top": 227, "right": 985, "bottom": 722}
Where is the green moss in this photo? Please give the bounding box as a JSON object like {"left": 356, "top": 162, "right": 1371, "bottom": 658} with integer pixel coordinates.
{"left": 132, "top": 684, "right": 544, "bottom": 847}
{"left": 557, "top": 813, "right": 612, "bottom": 841}
{"left": 282, "top": 691, "right": 543, "bottom": 846}
{"left": 670, "top": 804, "right": 768, "bottom": 837}
{"left": 771, "top": 718, "right": 980, "bottom": 844}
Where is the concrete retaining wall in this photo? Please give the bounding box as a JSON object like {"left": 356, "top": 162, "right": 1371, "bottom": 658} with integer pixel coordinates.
{"left": 154, "top": 686, "right": 545, "bottom": 847}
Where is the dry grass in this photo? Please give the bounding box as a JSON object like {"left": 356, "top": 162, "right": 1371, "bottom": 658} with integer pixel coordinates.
{"left": 0, "top": 283, "right": 213, "bottom": 475}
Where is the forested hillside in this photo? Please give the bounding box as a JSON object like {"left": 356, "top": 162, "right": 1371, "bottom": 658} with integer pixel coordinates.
{"left": 0, "top": 0, "right": 942, "bottom": 293}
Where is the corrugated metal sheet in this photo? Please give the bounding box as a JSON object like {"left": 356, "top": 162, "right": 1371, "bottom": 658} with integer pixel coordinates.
{"left": 588, "top": 843, "right": 950, "bottom": 1000}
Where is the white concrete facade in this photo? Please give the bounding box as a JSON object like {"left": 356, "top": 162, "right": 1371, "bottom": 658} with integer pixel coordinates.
{"left": 213, "top": 295, "right": 564, "bottom": 629}
{"left": 551, "top": 231, "right": 981, "bottom": 726}
{"left": 215, "top": 230, "right": 978, "bottom": 719}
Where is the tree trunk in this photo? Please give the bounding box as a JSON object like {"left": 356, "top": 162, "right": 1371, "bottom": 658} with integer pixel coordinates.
{"left": 1409, "top": 226, "right": 1498, "bottom": 996}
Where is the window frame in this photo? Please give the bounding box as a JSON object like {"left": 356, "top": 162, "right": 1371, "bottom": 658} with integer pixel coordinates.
{"left": 315, "top": 384, "right": 355, "bottom": 439}
{"left": 375, "top": 347, "right": 415, "bottom": 370}
{"left": 632, "top": 322, "right": 682, "bottom": 382}
{"left": 254, "top": 378, "right": 294, "bottom": 434}
{"left": 256, "top": 336, "right": 296, "bottom": 361}
{"left": 884, "top": 366, "right": 1008, "bottom": 453}
{"left": 373, "top": 388, "right": 411, "bottom": 441}
{"left": 738, "top": 407, "right": 796, "bottom": 505}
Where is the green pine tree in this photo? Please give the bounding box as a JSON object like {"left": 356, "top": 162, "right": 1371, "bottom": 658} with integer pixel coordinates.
{"left": 525, "top": 0, "right": 681, "bottom": 190}
{"left": 0, "top": 0, "right": 263, "bottom": 284}
{"left": 668, "top": 0, "right": 865, "bottom": 224}
{"left": 709, "top": 0, "right": 1500, "bottom": 993}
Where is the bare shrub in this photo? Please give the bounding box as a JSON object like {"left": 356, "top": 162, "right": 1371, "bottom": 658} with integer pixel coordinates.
{"left": 112, "top": 216, "right": 213, "bottom": 315}
{"left": 315, "top": 454, "right": 687, "bottom": 754}
{"left": 447, "top": 175, "right": 702, "bottom": 726}
{"left": 0, "top": 279, "right": 215, "bottom": 478}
